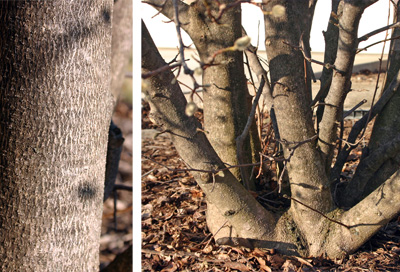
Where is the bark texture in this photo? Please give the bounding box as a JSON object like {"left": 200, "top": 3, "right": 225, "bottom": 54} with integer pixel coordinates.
{"left": 318, "top": 0, "right": 377, "bottom": 172}
{"left": 263, "top": 0, "right": 333, "bottom": 254}
{"left": 110, "top": 0, "right": 132, "bottom": 106}
{"left": 144, "top": 0, "right": 257, "bottom": 189}
{"left": 365, "top": 0, "right": 400, "bottom": 197}
{"left": 142, "top": 0, "right": 400, "bottom": 259}
{"left": 142, "top": 20, "right": 277, "bottom": 248}
{"left": 0, "top": 1, "right": 113, "bottom": 270}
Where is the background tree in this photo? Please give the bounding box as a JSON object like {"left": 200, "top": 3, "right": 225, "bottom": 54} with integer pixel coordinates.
{"left": 0, "top": 0, "right": 132, "bottom": 270}
{"left": 142, "top": 0, "right": 400, "bottom": 258}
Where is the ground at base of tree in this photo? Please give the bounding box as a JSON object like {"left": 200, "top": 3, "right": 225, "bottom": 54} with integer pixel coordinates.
{"left": 100, "top": 101, "right": 133, "bottom": 269}
{"left": 141, "top": 109, "right": 400, "bottom": 271}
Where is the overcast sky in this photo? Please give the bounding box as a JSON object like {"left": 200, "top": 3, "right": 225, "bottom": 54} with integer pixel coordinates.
{"left": 142, "top": 1, "right": 393, "bottom": 54}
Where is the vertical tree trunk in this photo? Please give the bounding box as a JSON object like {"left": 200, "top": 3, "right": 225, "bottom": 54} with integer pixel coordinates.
{"left": 263, "top": 1, "right": 333, "bottom": 253}
{"left": 0, "top": 1, "right": 113, "bottom": 270}
{"left": 110, "top": 0, "right": 132, "bottom": 106}
{"left": 363, "top": 0, "right": 400, "bottom": 197}
{"left": 193, "top": 2, "right": 256, "bottom": 188}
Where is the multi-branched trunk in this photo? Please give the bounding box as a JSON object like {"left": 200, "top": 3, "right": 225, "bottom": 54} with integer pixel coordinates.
{"left": 143, "top": 0, "right": 400, "bottom": 258}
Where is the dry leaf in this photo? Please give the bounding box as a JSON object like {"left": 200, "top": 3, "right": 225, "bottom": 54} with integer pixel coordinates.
{"left": 224, "top": 261, "right": 250, "bottom": 271}
{"left": 256, "top": 257, "right": 272, "bottom": 272}
{"left": 252, "top": 248, "right": 268, "bottom": 257}
{"left": 281, "top": 259, "right": 297, "bottom": 272}
{"left": 216, "top": 253, "right": 230, "bottom": 260}
{"left": 160, "top": 261, "right": 178, "bottom": 272}
{"left": 202, "top": 244, "right": 213, "bottom": 254}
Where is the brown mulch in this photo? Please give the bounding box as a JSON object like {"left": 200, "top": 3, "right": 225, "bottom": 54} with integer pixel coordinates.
{"left": 141, "top": 99, "right": 400, "bottom": 271}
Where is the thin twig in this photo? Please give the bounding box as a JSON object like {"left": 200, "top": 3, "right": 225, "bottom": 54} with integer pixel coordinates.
{"left": 237, "top": 77, "right": 266, "bottom": 144}
{"left": 172, "top": 0, "right": 192, "bottom": 76}
{"left": 342, "top": 99, "right": 367, "bottom": 119}
{"left": 284, "top": 195, "right": 350, "bottom": 229}
{"left": 142, "top": 155, "right": 281, "bottom": 176}
{"left": 203, "top": 220, "right": 228, "bottom": 249}
{"left": 283, "top": 41, "right": 344, "bottom": 75}
{"left": 359, "top": 47, "right": 387, "bottom": 139}
{"left": 275, "top": 135, "right": 318, "bottom": 192}
{"left": 358, "top": 21, "right": 400, "bottom": 42}
{"left": 357, "top": 35, "right": 400, "bottom": 53}
{"left": 236, "top": 77, "right": 266, "bottom": 189}
{"left": 142, "top": 62, "right": 182, "bottom": 79}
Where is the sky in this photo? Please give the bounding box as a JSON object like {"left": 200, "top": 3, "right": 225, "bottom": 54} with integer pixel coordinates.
{"left": 142, "top": 0, "right": 393, "bottom": 54}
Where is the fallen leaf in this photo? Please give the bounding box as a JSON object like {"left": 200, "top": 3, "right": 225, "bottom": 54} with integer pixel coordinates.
{"left": 268, "top": 254, "right": 285, "bottom": 268}
{"left": 216, "top": 253, "right": 230, "bottom": 260}
{"left": 224, "top": 261, "right": 250, "bottom": 271}
{"left": 160, "top": 261, "right": 178, "bottom": 272}
{"left": 252, "top": 248, "right": 268, "bottom": 257}
{"left": 202, "top": 244, "right": 213, "bottom": 254}
{"left": 256, "top": 257, "right": 272, "bottom": 272}
{"left": 281, "top": 259, "right": 297, "bottom": 272}
{"left": 190, "top": 189, "right": 204, "bottom": 198}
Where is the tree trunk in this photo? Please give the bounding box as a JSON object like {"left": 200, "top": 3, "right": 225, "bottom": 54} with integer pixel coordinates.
{"left": 365, "top": 0, "right": 400, "bottom": 197}
{"left": 142, "top": 20, "right": 277, "bottom": 250}
{"left": 110, "top": 0, "right": 132, "bottom": 106}
{"left": 0, "top": 1, "right": 113, "bottom": 270}
{"left": 142, "top": 0, "right": 400, "bottom": 259}
{"left": 263, "top": 1, "right": 333, "bottom": 252}
{"left": 144, "top": 0, "right": 258, "bottom": 189}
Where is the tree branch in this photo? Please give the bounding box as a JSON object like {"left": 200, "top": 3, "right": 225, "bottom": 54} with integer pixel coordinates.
{"left": 331, "top": 67, "right": 400, "bottom": 183}
{"left": 143, "top": 0, "right": 190, "bottom": 30}
{"left": 142, "top": 20, "right": 277, "bottom": 241}
{"left": 243, "top": 29, "right": 273, "bottom": 111}
{"left": 317, "top": 2, "right": 368, "bottom": 172}
{"left": 236, "top": 77, "right": 265, "bottom": 189}
{"left": 326, "top": 169, "right": 400, "bottom": 257}
{"left": 337, "top": 134, "right": 400, "bottom": 208}
{"left": 358, "top": 21, "right": 400, "bottom": 42}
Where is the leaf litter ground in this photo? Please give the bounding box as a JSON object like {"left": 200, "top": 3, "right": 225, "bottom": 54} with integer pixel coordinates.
{"left": 100, "top": 101, "right": 133, "bottom": 269}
